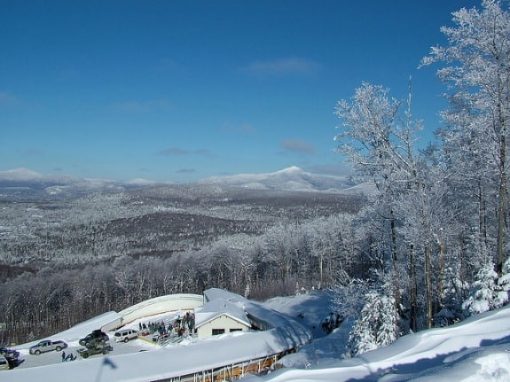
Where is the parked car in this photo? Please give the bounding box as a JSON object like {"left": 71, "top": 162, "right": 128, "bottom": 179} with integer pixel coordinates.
{"left": 0, "top": 347, "right": 21, "bottom": 368}
{"left": 0, "top": 356, "right": 9, "bottom": 371}
{"left": 77, "top": 340, "right": 113, "bottom": 358}
{"left": 29, "top": 340, "right": 67, "bottom": 355}
{"left": 114, "top": 328, "right": 138, "bottom": 343}
{"left": 77, "top": 329, "right": 113, "bottom": 358}
{"left": 0, "top": 347, "right": 19, "bottom": 360}
{"left": 79, "top": 330, "right": 109, "bottom": 347}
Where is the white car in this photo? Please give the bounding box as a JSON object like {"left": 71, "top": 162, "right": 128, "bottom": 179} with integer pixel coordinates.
{"left": 114, "top": 329, "right": 138, "bottom": 343}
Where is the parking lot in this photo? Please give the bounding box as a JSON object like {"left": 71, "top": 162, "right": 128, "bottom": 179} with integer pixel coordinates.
{"left": 14, "top": 336, "right": 158, "bottom": 370}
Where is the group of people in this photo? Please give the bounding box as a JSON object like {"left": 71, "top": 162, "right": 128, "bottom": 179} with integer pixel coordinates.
{"left": 175, "top": 311, "right": 195, "bottom": 335}
{"left": 141, "top": 311, "right": 197, "bottom": 341}
{"left": 61, "top": 351, "right": 76, "bottom": 362}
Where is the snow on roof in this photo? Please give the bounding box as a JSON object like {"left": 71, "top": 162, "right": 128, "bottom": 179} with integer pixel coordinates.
{"left": 195, "top": 297, "right": 251, "bottom": 328}
{"left": 118, "top": 293, "right": 203, "bottom": 317}
{"left": 204, "top": 287, "right": 242, "bottom": 302}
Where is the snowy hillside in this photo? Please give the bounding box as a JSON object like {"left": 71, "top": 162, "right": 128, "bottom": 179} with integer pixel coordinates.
{"left": 201, "top": 166, "right": 354, "bottom": 193}
{"left": 249, "top": 295, "right": 510, "bottom": 382}
{"left": 4, "top": 289, "right": 509, "bottom": 382}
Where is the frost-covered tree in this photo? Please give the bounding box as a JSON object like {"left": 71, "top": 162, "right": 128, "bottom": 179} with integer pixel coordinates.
{"left": 332, "top": 278, "right": 368, "bottom": 320}
{"left": 347, "top": 288, "right": 398, "bottom": 356}
{"left": 335, "top": 82, "right": 441, "bottom": 328}
{"left": 462, "top": 262, "right": 500, "bottom": 315}
{"left": 434, "top": 262, "right": 467, "bottom": 326}
{"left": 495, "top": 257, "right": 510, "bottom": 306}
{"left": 335, "top": 83, "right": 405, "bottom": 296}
{"left": 422, "top": 0, "right": 510, "bottom": 273}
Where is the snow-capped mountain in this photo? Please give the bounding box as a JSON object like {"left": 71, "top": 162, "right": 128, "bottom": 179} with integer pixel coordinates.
{"left": 201, "top": 166, "right": 354, "bottom": 193}
{"left": 0, "top": 167, "right": 45, "bottom": 181}
{"left": 0, "top": 166, "right": 360, "bottom": 199}
{"left": 0, "top": 168, "right": 125, "bottom": 199}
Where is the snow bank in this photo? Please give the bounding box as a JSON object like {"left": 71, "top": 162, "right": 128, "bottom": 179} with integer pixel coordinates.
{"left": 246, "top": 304, "right": 510, "bottom": 382}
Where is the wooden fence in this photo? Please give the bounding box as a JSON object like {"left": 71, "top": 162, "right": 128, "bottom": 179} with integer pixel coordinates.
{"left": 151, "top": 349, "right": 294, "bottom": 382}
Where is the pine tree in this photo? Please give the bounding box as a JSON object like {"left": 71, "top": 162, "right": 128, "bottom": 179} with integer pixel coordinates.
{"left": 434, "top": 264, "right": 466, "bottom": 326}
{"left": 462, "top": 262, "right": 499, "bottom": 315}
{"left": 495, "top": 257, "right": 510, "bottom": 307}
{"left": 347, "top": 289, "right": 398, "bottom": 356}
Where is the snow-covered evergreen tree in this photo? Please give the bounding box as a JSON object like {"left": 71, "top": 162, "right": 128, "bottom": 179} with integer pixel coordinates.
{"left": 462, "top": 262, "right": 499, "bottom": 315}
{"left": 347, "top": 289, "right": 398, "bottom": 356}
{"left": 495, "top": 257, "right": 510, "bottom": 307}
{"left": 434, "top": 263, "right": 466, "bottom": 326}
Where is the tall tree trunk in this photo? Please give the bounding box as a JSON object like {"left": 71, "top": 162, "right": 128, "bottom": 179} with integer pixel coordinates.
{"left": 319, "top": 252, "right": 323, "bottom": 290}
{"left": 496, "top": 63, "right": 508, "bottom": 274}
{"left": 437, "top": 236, "right": 446, "bottom": 309}
{"left": 409, "top": 244, "right": 418, "bottom": 332}
{"left": 425, "top": 245, "right": 433, "bottom": 328}
{"left": 497, "top": 132, "right": 507, "bottom": 274}
{"left": 478, "top": 179, "right": 488, "bottom": 253}
{"left": 390, "top": 209, "right": 400, "bottom": 314}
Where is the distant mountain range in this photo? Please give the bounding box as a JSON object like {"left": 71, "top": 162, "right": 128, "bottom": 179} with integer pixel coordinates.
{"left": 0, "top": 166, "right": 364, "bottom": 199}
{"left": 0, "top": 168, "right": 125, "bottom": 200}
{"left": 201, "top": 166, "right": 355, "bottom": 193}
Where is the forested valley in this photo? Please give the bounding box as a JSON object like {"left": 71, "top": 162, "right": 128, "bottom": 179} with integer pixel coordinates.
{"left": 0, "top": 185, "right": 364, "bottom": 344}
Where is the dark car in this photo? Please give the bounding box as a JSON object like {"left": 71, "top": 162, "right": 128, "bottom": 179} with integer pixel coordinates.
{"left": 78, "top": 329, "right": 112, "bottom": 359}
{"left": 0, "top": 347, "right": 19, "bottom": 360}
{"left": 79, "top": 330, "right": 109, "bottom": 347}
{"left": 0, "top": 347, "right": 22, "bottom": 369}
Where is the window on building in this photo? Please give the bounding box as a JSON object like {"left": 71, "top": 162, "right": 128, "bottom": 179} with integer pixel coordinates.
{"left": 212, "top": 329, "right": 225, "bottom": 336}
{"left": 230, "top": 328, "right": 242, "bottom": 332}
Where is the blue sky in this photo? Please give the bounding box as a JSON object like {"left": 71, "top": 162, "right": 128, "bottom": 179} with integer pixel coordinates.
{"left": 0, "top": 0, "right": 479, "bottom": 182}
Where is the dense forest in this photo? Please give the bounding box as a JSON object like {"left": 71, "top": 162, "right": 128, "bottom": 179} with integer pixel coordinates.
{"left": 1, "top": 0, "right": 509, "bottom": 355}
{"left": 0, "top": 186, "right": 363, "bottom": 344}
{"left": 338, "top": 0, "right": 510, "bottom": 354}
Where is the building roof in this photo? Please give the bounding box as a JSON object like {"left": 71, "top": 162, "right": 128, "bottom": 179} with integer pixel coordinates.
{"left": 194, "top": 298, "right": 251, "bottom": 329}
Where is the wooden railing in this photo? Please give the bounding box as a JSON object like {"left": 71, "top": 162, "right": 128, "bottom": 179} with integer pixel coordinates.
{"left": 151, "top": 349, "right": 295, "bottom": 382}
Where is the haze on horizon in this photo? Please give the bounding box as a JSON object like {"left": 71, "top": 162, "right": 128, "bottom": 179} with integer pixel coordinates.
{"left": 0, "top": 0, "right": 479, "bottom": 182}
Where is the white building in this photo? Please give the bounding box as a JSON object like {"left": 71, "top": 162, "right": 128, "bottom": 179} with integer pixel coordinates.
{"left": 194, "top": 298, "right": 251, "bottom": 339}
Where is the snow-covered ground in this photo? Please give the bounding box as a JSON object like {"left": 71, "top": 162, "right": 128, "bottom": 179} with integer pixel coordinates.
{"left": 3, "top": 289, "right": 510, "bottom": 381}
{"left": 250, "top": 293, "right": 510, "bottom": 382}
{"left": 2, "top": 288, "right": 311, "bottom": 382}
